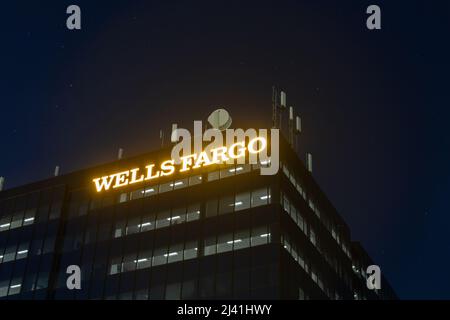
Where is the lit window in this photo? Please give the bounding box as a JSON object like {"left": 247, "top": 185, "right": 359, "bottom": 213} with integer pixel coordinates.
{"left": 251, "top": 188, "right": 270, "bottom": 207}
{"left": 186, "top": 203, "right": 201, "bottom": 221}
{"left": 8, "top": 280, "right": 21, "bottom": 296}
{"left": 233, "top": 230, "right": 250, "bottom": 250}
{"left": 122, "top": 254, "right": 137, "bottom": 272}
{"left": 114, "top": 220, "right": 126, "bottom": 238}
{"left": 217, "top": 233, "right": 233, "bottom": 253}
{"left": 136, "top": 250, "right": 152, "bottom": 270}
{"left": 170, "top": 207, "right": 186, "bottom": 225}
{"left": 156, "top": 210, "right": 171, "bottom": 229}
{"left": 130, "top": 188, "right": 144, "bottom": 200}
{"left": 110, "top": 257, "right": 122, "bottom": 275}
{"left": 140, "top": 213, "right": 155, "bottom": 232}
{"left": 251, "top": 226, "right": 270, "bottom": 246}
{"left": 143, "top": 185, "right": 158, "bottom": 197}
{"left": 167, "top": 243, "right": 183, "bottom": 263}
{"left": 118, "top": 193, "right": 128, "bottom": 203}
{"left": 171, "top": 178, "right": 187, "bottom": 190}
{"left": 219, "top": 195, "right": 234, "bottom": 215}
{"left": 184, "top": 241, "right": 198, "bottom": 260}
{"left": 235, "top": 192, "right": 250, "bottom": 211}
{"left": 126, "top": 217, "right": 141, "bottom": 235}
{"left": 204, "top": 237, "right": 216, "bottom": 256}
{"left": 159, "top": 182, "right": 173, "bottom": 193}
{"left": 207, "top": 171, "right": 219, "bottom": 181}
{"left": 152, "top": 247, "right": 168, "bottom": 266}
{"left": 189, "top": 175, "right": 202, "bottom": 186}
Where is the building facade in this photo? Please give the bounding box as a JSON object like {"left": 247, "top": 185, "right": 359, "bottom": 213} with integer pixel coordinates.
{"left": 0, "top": 135, "right": 397, "bottom": 300}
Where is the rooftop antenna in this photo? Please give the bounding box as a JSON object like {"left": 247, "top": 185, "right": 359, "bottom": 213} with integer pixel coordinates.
{"left": 289, "top": 106, "right": 294, "bottom": 147}
{"left": 295, "top": 115, "right": 302, "bottom": 153}
{"left": 117, "top": 148, "right": 124, "bottom": 160}
{"left": 54, "top": 166, "right": 60, "bottom": 177}
{"left": 207, "top": 108, "right": 232, "bottom": 131}
{"left": 307, "top": 153, "right": 313, "bottom": 173}
{"left": 160, "top": 129, "right": 165, "bottom": 147}
{"left": 0, "top": 177, "right": 4, "bottom": 191}
{"left": 272, "top": 86, "right": 287, "bottom": 130}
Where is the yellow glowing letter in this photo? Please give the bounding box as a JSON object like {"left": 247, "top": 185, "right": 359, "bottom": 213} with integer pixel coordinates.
{"left": 161, "top": 159, "right": 175, "bottom": 176}
{"left": 248, "top": 137, "right": 267, "bottom": 154}
{"left": 193, "top": 151, "right": 212, "bottom": 169}
{"left": 113, "top": 171, "right": 130, "bottom": 188}
{"left": 129, "top": 168, "right": 145, "bottom": 185}
{"left": 93, "top": 175, "right": 115, "bottom": 192}
{"left": 228, "top": 141, "right": 246, "bottom": 159}
{"left": 210, "top": 146, "right": 229, "bottom": 164}
{"left": 145, "top": 164, "right": 160, "bottom": 180}
{"left": 180, "top": 154, "right": 197, "bottom": 172}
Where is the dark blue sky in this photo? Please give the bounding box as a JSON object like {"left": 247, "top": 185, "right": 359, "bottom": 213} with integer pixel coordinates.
{"left": 1, "top": 1, "right": 449, "bottom": 299}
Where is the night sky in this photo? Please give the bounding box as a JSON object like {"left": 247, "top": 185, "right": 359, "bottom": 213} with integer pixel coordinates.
{"left": 1, "top": 1, "right": 449, "bottom": 299}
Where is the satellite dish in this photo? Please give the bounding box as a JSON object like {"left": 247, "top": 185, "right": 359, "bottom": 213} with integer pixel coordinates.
{"left": 207, "top": 108, "right": 232, "bottom": 131}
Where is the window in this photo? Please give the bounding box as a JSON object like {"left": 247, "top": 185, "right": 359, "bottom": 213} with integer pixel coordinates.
{"left": 184, "top": 241, "right": 198, "bottom": 260}
{"left": 207, "top": 171, "right": 219, "bottom": 181}
{"left": 205, "top": 199, "right": 218, "bottom": 218}
{"left": 0, "top": 215, "right": 11, "bottom": 233}
{"left": 140, "top": 213, "right": 155, "bottom": 232}
{"left": 130, "top": 188, "right": 144, "bottom": 200}
{"left": 233, "top": 229, "right": 250, "bottom": 250}
{"left": 167, "top": 243, "right": 183, "bottom": 263}
{"left": 235, "top": 191, "right": 251, "bottom": 211}
{"left": 186, "top": 203, "right": 200, "bottom": 221}
{"left": 171, "top": 178, "right": 187, "bottom": 190}
{"left": 126, "top": 217, "right": 141, "bottom": 235}
{"left": 156, "top": 210, "right": 171, "bottom": 229}
{"left": 8, "top": 280, "right": 22, "bottom": 296}
{"left": 204, "top": 236, "right": 216, "bottom": 256}
{"left": 217, "top": 233, "right": 233, "bottom": 253}
{"left": 189, "top": 175, "right": 202, "bottom": 186}
{"left": 16, "top": 242, "right": 29, "bottom": 260}
{"left": 136, "top": 250, "right": 152, "bottom": 270}
{"left": 152, "top": 247, "right": 168, "bottom": 266}
{"left": 170, "top": 207, "right": 186, "bottom": 225}
{"left": 159, "top": 182, "right": 173, "bottom": 193}
{"left": 251, "top": 226, "right": 270, "bottom": 246}
{"left": 119, "top": 193, "right": 128, "bottom": 203}
{"left": 252, "top": 188, "right": 270, "bottom": 207}
{"left": 11, "top": 212, "right": 24, "bottom": 229}
{"left": 220, "top": 167, "right": 235, "bottom": 179}
{"left": 3, "top": 246, "right": 16, "bottom": 263}
{"left": 23, "top": 208, "right": 36, "bottom": 226}
{"left": 110, "top": 257, "right": 122, "bottom": 275}
{"left": 143, "top": 185, "right": 158, "bottom": 197}
{"left": 122, "top": 254, "right": 137, "bottom": 272}
{"left": 219, "top": 195, "right": 234, "bottom": 215}
{"left": 114, "top": 220, "right": 126, "bottom": 238}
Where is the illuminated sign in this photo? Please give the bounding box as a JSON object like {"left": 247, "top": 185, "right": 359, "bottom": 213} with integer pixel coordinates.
{"left": 92, "top": 137, "right": 267, "bottom": 192}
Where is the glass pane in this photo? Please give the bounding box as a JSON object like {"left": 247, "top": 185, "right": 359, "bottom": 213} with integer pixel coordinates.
{"left": 251, "top": 226, "right": 270, "bottom": 247}
{"left": 204, "top": 237, "right": 216, "bottom": 256}
{"left": 152, "top": 247, "right": 168, "bottom": 266}
{"left": 205, "top": 199, "right": 218, "bottom": 218}
{"left": 220, "top": 167, "right": 235, "bottom": 179}
{"left": 186, "top": 203, "right": 200, "bottom": 221}
{"left": 167, "top": 243, "right": 183, "bottom": 263}
{"left": 207, "top": 171, "right": 219, "bottom": 181}
{"left": 170, "top": 207, "right": 186, "bottom": 225}
{"left": 219, "top": 195, "right": 234, "bottom": 215}
{"left": 155, "top": 210, "right": 171, "bottom": 229}
{"left": 136, "top": 250, "right": 152, "bottom": 270}
{"left": 235, "top": 192, "right": 250, "bottom": 212}
{"left": 233, "top": 229, "right": 250, "bottom": 250}
{"left": 143, "top": 185, "right": 158, "bottom": 197}
{"left": 126, "top": 217, "right": 141, "bottom": 235}
{"left": 171, "top": 179, "right": 187, "bottom": 190}
{"left": 184, "top": 241, "right": 198, "bottom": 260}
{"left": 130, "top": 189, "right": 144, "bottom": 200}
{"left": 140, "top": 213, "right": 155, "bottom": 232}
{"left": 217, "top": 233, "right": 233, "bottom": 253}
{"left": 159, "top": 182, "right": 173, "bottom": 193}
{"left": 189, "top": 175, "right": 202, "bottom": 186}
{"left": 251, "top": 188, "right": 270, "bottom": 207}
